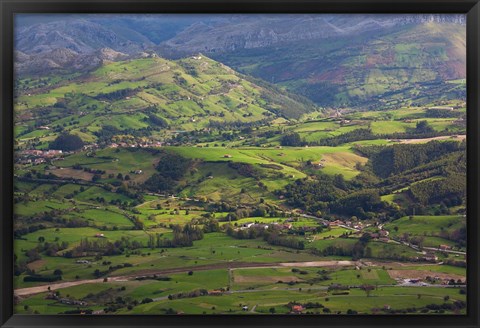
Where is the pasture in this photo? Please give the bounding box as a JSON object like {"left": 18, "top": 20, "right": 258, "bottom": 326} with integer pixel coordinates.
{"left": 170, "top": 145, "right": 367, "bottom": 180}
{"left": 383, "top": 215, "right": 465, "bottom": 238}
{"left": 118, "top": 285, "right": 465, "bottom": 315}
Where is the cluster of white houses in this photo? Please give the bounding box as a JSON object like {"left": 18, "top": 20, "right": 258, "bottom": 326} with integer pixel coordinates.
{"left": 16, "top": 149, "right": 64, "bottom": 165}
{"left": 16, "top": 138, "right": 165, "bottom": 165}
{"left": 108, "top": 140, "right": 163, "bottom": 149}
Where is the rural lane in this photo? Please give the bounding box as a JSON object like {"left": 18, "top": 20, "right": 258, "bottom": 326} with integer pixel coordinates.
{"left": 14, "top": 260, "right": 355, "bottom": 297}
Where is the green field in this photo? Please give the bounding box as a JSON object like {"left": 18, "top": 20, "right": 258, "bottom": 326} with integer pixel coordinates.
{"left": 384, "top": 216, "right": 465, "bottom": 241}
{"left": 12, "top": 40, "right": 467, "bottom": 316}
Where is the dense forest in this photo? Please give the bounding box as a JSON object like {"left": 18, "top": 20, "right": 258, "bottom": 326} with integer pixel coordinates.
{"left": 143, "top": 151, "right": 193, "bottom": 193}
{"left": 49, "top": 133, "right": 84, "bottom": 151}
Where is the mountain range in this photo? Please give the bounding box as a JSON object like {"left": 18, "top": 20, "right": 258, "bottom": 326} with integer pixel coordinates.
{"left": 15, "top": 14, "right": 466, "bottom": 108}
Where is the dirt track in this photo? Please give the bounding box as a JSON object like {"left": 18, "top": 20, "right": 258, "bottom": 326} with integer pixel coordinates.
{"left": 279, "top": 260, "right": 353, "bottom": 267}
{"left": 391, "top": 135, "right": 466, "bottom": 144}
{"left": 14, "top": 260, "right": 355, "bottom": 297}
{"left": 15, "top": 278, "right": 108, "bottom": 296}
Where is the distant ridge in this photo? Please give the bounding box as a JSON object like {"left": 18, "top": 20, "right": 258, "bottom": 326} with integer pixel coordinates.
{"left": 14, "top": 14, "right": 465, "bottom": 109}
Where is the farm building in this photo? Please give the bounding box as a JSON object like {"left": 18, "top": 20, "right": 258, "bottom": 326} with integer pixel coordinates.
{"left": 292, "top": 305, "right": 304, "bottom": 313}
{"left": 329, "top": 220, "right": 345, "bottom": 227}
{"left": 208, "top": 290, "right": 223, "bottom": 296}
{"left": 422, "top": 254, "right": 439, "bottom": 262}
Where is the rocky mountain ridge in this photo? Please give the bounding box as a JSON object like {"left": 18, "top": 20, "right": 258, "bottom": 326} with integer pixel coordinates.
{"left": 159, "top": 14, "right": 466, "bottom": 55}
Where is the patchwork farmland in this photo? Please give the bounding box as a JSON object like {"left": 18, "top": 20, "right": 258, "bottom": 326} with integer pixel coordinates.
{"left": 12, "top": 17, "right": 467, "bottom": 315}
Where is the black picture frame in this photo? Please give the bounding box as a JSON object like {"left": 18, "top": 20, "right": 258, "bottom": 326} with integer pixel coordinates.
{"left": 1, "top": 1, "right": 479, "bottom": 327}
